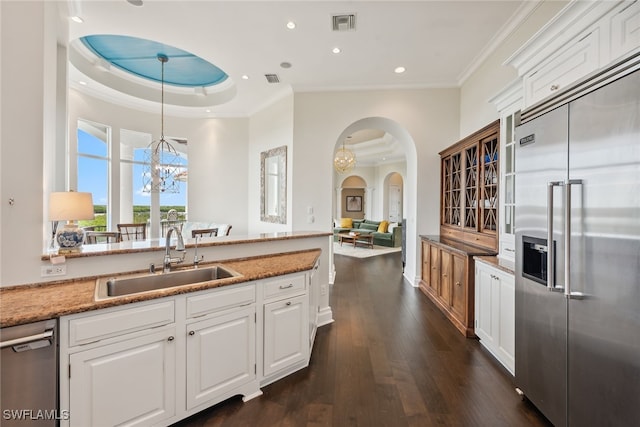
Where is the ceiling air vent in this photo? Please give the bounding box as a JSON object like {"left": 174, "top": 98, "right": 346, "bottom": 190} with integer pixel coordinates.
{"left": 332, "top": 14, "right": 356, "bottom": 31}
{"left": 265, "top": 74, "right": 280, "bottom": 83}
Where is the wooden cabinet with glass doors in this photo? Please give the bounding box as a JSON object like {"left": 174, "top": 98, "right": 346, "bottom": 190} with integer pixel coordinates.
{"left": 439, "top": 120, "right": 499, "bottom": 251}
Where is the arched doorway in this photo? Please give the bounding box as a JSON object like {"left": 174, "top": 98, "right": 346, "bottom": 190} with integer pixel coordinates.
{"left": 330, "top": 117, "right": 417, "bottom": 285}
{"left": 384, "top": 172, "right": 404, "bottom": 223}
{"left": 338, "top": 176, "right": 367, "bottom": 220}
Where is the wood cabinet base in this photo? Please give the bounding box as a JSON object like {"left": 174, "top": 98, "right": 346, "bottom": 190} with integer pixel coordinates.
{"left": 420, "top": 236, "right": 496, "bottom": 338}
{"left": 419, "top": 281, "right": 475, "bottom": 337}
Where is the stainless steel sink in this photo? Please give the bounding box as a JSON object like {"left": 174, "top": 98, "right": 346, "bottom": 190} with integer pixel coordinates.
{"left": 95, "top": 265, "right": 242, "bottom": 300}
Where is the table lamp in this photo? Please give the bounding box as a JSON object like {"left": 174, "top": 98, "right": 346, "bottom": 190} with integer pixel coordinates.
{"left": 49, "top": 191, "right": 94, "bottom": 253}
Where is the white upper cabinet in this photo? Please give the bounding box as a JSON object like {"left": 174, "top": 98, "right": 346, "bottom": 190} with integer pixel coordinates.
{"left": 506, "top": 0, "right": 640, "bottom": 109}
{"left": 609, "top": 0, "right": 640, "bottom": 62}
{"left": 523, "top": 27, "right": 600, "bottom": 107}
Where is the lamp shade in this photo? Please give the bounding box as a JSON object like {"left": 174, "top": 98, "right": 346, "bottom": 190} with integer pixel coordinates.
{"left": 49, "top": 192, "right": 94, "bottom": 221}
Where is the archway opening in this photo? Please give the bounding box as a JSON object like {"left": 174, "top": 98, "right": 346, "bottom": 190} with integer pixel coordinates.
{"left": 330, "top": 117, "right": 418, "bottom": 286}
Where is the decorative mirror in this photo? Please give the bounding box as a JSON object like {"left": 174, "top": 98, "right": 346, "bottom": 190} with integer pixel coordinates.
{"left": 260, "top": 145, "right": 287, "bottom": 223}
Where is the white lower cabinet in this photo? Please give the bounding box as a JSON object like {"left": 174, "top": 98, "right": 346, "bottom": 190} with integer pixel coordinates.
{"left": 263, "top": 294, "right": 308, "bottom": 377}
{"left": 60, "top": 268, "right": 319, "bottom": 427}
{"left": 475, "top": 261, "right": 515, "bottom": 375}
{"left": 69, "top": 325, "right": 176, "bottom": 427}
{"left": 186, "top": 306, "right": 256, "bottom": 410}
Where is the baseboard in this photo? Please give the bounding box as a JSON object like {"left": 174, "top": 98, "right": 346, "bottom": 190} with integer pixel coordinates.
{"left": 317, "top": 306, "right": 334, "bottom": 327}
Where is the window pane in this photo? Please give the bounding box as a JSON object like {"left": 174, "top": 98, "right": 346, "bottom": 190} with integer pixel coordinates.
{"left": 505, "top": 175, "right": 514, "bottom": 204}
{"left": 77, "top": 128, "right": 107, "bottom": 157}
{"left": 505, "top": 206, "right": 514, "bottom": 234}
{"left": 132, "top": 158, "right": 151, "bottom": 225}
{"left": 77, "top": 155, "right": 107, "bottom": 228}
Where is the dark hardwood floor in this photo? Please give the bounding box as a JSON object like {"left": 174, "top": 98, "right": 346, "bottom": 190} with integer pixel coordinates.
{"left": 172, "top": 252, "right": 551, "bottom": 427}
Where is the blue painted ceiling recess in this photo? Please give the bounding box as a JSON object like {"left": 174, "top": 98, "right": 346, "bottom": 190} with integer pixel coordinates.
{"left": 80, "top": 35, "right": 228, "bottom": 87}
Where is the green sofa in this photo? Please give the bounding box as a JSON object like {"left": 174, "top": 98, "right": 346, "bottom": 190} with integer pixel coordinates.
{"left": 333, "top": 219, "right": 402, "bottom": 247}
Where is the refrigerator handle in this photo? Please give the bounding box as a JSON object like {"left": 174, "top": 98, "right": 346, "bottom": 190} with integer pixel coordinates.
{"left": 547, "top": 181, "right": 564, "bottom": 292}
{"left": 565, "top": 179, "right": 585, "bottom": 300}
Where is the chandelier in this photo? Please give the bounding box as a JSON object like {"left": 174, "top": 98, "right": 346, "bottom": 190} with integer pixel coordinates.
{"left": 143, "top": 54, "right": 181, "bottom": 193}
{"left": 333, "top": 138, "right": 356, "bottom": 173}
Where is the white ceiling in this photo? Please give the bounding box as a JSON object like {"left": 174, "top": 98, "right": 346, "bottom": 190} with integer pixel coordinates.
{"left": 64, "top": 0, "right": 531, "bottom": 119}
{"left": 64, "top": 0, "right": 534, "bottom": 166}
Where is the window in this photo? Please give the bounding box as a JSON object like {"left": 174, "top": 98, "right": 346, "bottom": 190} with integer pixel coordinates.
{"left": 121, "top": 130, "right": 188, "bottom": 235}
{"left": 73, "top": 123, "right": 188, "bottom": 239}
{"left": 77, "top": 120, "right": 110, "bottom": 229}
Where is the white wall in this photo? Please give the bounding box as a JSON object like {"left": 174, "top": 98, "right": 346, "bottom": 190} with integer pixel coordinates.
{"left": 1, "top": 1, "right": 58, "bottom": 286}
{"left": 292, "top": 88, "right": 460, "bottom": 285}
{"left": 459, "top": 1, "right": 569, "bottom": 136}
{"left": 187, "top": 117, "right": 249, "bottom": 231}
{"left": 248, "top": 93, "right": 294, "bottom": 234}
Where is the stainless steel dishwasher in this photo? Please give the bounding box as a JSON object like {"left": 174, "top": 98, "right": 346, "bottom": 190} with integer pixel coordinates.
{"left": 1, "top": 319, "right": 58, "bottom": 426}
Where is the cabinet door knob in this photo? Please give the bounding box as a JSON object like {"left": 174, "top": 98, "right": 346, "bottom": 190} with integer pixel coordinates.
{"left": 188, "top": 331, "right": 195, "bottom": 336}
{"left": 455, "top": 282, "right": 461, "bottom": 286}
{"left": 167, "top": 336, "right": 175, "bottom": 342}
{"left": 442, "top": 274, "right": 447, "bottom": 278}
{"left": 286, "top": 301, "right": 292, "bottom": 306}
{"left": 550, "top": 84, "right": 559, "bottom": 91}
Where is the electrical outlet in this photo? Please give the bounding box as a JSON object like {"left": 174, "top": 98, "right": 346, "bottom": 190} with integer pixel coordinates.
{"left": 320, "top": 284, "right": 327, "bottom": 295}
{"left": 41, "top": 264, "right": 67, "bottom": 277}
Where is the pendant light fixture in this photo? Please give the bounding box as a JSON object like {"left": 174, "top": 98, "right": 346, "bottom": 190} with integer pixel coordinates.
{"left": 143, "top": 54, "right": 181, "bottom": 193}
{"left": 334, "top": 137, "right": 356, "bottom": 173}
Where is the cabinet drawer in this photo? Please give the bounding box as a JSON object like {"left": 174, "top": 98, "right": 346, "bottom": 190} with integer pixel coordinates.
{"left": 525, "top": 28, "right": 600, "bottom": 107}
{"left": 263, "top": 273, "right": 306, "bottom": 300}
{"left": 186, "top": 284, "right": 255, "bottom": 319}
{"left": 68, "top": 300, "right": 175, "bottom": 346}
{"left": 466, "top": 232, "right": 496, "bottom": 249}
{"left": 440, "top": 226, "right": 463, "bottom": 241}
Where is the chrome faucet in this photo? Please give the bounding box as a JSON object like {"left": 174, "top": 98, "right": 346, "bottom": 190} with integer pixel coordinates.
{"left": 163, "top": 226, "right": 186, "bottom": 273}
{"left": 193, "top": 236, "right": 204, "bottom": 268}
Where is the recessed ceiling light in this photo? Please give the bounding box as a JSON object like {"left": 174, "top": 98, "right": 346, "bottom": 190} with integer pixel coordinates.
{"left": 394, "top": 66, "right": 406, "bottom": 74}
{"left": 127, "top": 0, "right": 144, "bottom": 6}
{"left": 332, "top": 47, "right": 341, "bottom": 54}
{"left": 280, "top": 62, "right": 292, "bottom": 69}
{"left": 241, "top": 75, "right": 249, "bottom": 80}
{"left": 70, "top": 16, "right": 84, "bottom": 23}
{"left": 79, "top": 81, "right": 87, "bottom": 86}
{"left": 205, "top": 109, "right": 211, "bottom": 113}
{"left": 286, "top": 21, "right": 296, "bottom": 30}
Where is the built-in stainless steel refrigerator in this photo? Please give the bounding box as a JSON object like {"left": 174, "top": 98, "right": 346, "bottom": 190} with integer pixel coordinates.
{"left": 515, "top": 63, "right": 640, "bottom": 426}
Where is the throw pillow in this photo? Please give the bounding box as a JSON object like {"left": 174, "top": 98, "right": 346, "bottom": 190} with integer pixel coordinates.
{"left": 340, "top": 218, "right": 353, "bottom": 228}
{"left": 388, "top": 222, "right": 398, "bottom": 233}
{"left": 377, "top": 220, "right": 389, "bottom": 233}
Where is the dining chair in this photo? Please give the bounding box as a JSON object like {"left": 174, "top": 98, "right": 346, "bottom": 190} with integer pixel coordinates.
{"left": 85, "top": 231, "right": 121, "bottom": 244}
{"left": 224, "top": 225, "right": 232, "bottom": 236}
{"left": 191, "top": 228, "right": 218, "bottom": 238}
{"left": 117, "top": 223, "right": 147, "bottom": 241}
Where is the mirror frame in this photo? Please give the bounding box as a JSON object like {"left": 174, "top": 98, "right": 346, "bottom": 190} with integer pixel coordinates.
{"left": 260, "top": 145, "right": 287, "bottom": 224}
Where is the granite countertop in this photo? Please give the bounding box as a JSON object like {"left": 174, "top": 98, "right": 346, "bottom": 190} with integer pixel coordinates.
{"left": 474, "top": 255, "right": 515, "bottom": 275}
{"left": 1, "top": 249, "right": 321, "bottom": 328}
{"left": 420, "top": 235, "right": 498, "bottom": 256}
{"left": 41, "top": 231, "right": 331, "bottom": 260}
